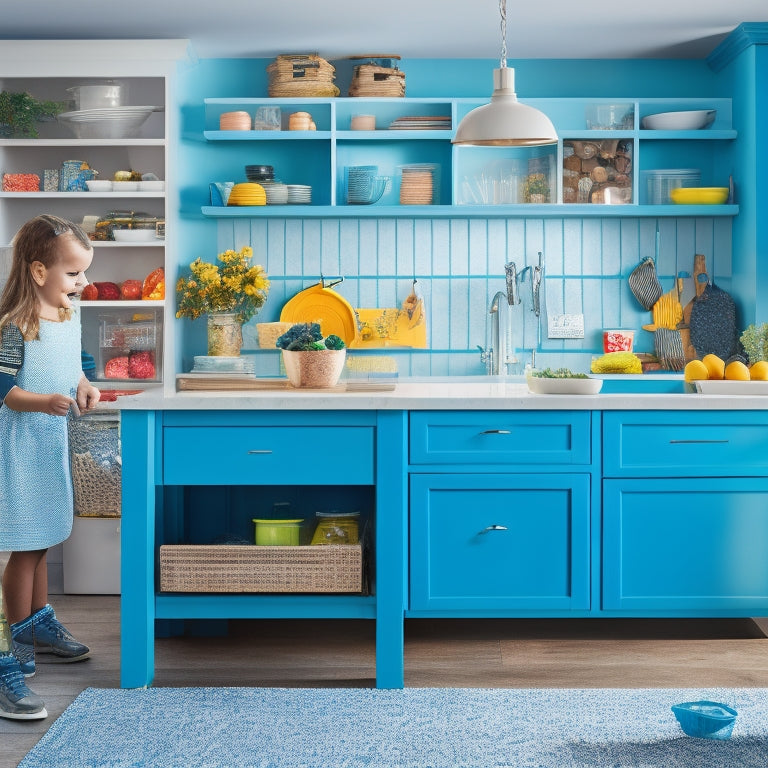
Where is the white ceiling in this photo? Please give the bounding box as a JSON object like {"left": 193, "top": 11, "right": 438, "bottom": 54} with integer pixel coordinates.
{"left": 1, "top": 0, "right": 767, "bottom": 60}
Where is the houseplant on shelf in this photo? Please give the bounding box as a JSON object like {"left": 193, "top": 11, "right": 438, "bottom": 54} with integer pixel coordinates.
{"left": 175, "top": 245, "right": 270, "bottom": 356}
{"left": 0, "top": 91, "right": 66, "bottom": 138}
{"left": 276, "top": 322, "right": 347, "bottom": 388}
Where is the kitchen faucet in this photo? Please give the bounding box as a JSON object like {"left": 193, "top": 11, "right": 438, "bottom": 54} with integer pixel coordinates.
{"left": 482, "top": 262, "right": 520, "bottom": 375}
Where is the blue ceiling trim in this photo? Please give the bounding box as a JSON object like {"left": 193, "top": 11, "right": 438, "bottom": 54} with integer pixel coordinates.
{"left": 708, "top": 22, "right": 768, "bottom": 72}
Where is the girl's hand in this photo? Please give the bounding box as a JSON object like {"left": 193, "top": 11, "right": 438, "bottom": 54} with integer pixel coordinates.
{"left": 76, "top": 379, "right": 101, "bottom": 413}
{"left": 45, "top": 393, "right": 77, "bottom": 416}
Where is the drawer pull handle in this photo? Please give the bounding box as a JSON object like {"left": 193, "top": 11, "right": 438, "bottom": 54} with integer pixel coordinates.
{"left": 481, "top": 524, "right": 508, "bottom": 533}
{"left": 247, "top": 450, "right": 273, "bottom": 454}
{"left": 669, "top": 439, "right": 729, "bottom": 444}
{"left": 480, "top": 429, "right": 511, "bottom": 435}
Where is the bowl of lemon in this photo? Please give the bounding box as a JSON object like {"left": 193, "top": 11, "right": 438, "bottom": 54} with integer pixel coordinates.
{"left": 684, "top": 353, "right": 768, "bottom": 393}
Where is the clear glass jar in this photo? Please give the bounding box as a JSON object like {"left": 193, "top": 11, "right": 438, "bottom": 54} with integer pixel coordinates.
{"left": 310, "top": 511, "right": 360, "bottom": 545}
{"left": 207, "top": 312, "right": 242, "bottom": 356}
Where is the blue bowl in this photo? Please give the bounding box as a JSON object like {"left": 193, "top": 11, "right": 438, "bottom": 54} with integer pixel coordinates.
{"left": 672, "top": 700, "right": 737, "bottom": 740}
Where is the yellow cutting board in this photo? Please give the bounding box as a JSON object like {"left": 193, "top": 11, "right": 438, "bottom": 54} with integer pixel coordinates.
{"left": 351, "top": 305, "right": 427, "bottom": 348}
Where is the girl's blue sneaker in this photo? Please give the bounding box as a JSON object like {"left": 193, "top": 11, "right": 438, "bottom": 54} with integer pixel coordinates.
{"left": 0, "top": 654, "right": 47, "bottom": 720}
{"left": 12, "top": 604, "right": 90, "bottom": 664}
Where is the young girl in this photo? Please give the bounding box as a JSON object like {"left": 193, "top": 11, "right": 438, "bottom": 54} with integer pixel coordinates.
{"left": 0, "top": 214, "right": 100, "bottom": 683}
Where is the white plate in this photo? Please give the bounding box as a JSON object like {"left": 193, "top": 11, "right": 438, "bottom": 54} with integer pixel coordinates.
{"left": 526, "top": 376, "right": 603, "bottom": 395}
{"left": 640, "top": 110, "right": 716, "bottom": 130}
{"left": 695, "top": 380, "right": 768, "bottom": 395}
{"left": 112, "top": 228, "right": 158, "bottom": 242}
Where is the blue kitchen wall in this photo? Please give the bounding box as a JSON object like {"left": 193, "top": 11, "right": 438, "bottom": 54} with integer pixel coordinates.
{"left": 175, "top": 57, "right": 733, "bottom": 376}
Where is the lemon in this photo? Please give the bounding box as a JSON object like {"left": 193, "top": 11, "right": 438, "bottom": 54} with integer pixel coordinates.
{"left": 702, "top": 353, "right": 725, "bottom": 380}
{"left": 684, "top": 359, "right": 709, "bottom": 382}
{"left": 725, "top": 360, "right": 750, "bottom": 381}
{"left": 750, "top": 361, "right": 768, "bottom": 381}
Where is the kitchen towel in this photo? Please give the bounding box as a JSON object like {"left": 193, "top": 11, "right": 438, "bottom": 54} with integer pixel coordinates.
{"left": 20, "top": 686, "right": 768, "bottom": 767}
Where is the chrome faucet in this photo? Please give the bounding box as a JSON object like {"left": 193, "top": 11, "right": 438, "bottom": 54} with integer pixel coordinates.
{"left": 483, "top": 261, "right": 521, "bottom": 376}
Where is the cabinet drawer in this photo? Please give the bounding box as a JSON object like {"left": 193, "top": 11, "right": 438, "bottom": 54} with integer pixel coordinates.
{"left": 410, "top": 411, "right": 592, "bottom": 466}
{"left": 410, "top": 473, "right": 591, "bottom": 611}
{"left": 603, "top": 478, "right": 768, "bottom": 612}
{"left": 603, "top": 411, "right": 768, "bottom": 477}
{"left": 163, "top": 426, "right": 374, "bottom": 485}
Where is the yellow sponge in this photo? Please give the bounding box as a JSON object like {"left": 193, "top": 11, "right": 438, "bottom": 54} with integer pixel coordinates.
{"left": 590, "top": 352, "right": 643, "bottom": 374}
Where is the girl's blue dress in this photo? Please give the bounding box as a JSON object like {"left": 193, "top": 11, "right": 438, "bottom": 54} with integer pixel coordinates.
{"left": 0, "top": 312, "right": 83, "bottom": 550}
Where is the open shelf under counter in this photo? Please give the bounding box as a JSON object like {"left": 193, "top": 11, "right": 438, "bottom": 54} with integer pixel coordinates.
{"left": 79, "top": 299, "right": 165, "bottom": 309}
{"left": 202, "top": 203, "right": 739, "bottom": 219}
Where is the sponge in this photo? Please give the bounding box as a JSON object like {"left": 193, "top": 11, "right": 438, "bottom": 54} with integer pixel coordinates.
{"left": 590, "top": 352, "right": 643, "bottom": 374}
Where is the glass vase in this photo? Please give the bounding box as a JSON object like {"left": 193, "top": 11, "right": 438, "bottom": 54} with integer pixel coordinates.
{"left": 207, "top": 312, "right": 242, "bottom": 356}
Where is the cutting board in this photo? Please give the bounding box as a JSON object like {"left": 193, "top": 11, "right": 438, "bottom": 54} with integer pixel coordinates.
{"left": 679, "top": 253, "right": 708, "bottom": 362}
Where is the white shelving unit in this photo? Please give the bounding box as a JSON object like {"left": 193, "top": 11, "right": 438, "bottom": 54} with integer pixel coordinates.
{"left": 0, "top": 40, "right": 189, "bottom": 392}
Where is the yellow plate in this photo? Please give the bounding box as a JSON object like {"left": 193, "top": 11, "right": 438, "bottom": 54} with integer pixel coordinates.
{"left": 280, "top": 283, "right": 359, "bottom": 347}
{"left": 669, "top": 187, "right": 729, "bottom": 205}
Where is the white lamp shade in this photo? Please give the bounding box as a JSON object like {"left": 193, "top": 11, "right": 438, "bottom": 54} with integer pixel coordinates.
{"left": 453, "top": 67, "right": 557, "bottom": 147}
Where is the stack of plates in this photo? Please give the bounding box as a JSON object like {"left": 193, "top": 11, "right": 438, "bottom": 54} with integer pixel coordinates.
{"left": 400, "top": 164, "right": 437, "bottom": 205}
{"left": 287, "top": 184, "right": 312, "bottom": 204}
{"left": 57, "top": 106, "right": 158, "bottom": 139}
{"left": 219, "top": 111, "right": 251, "bottom": 130}
{"left": 227, "top": 183, "right": 267, "bottom": 206}
{"left": 192, "top": 355, "right": 256, "bottom": 374}
{"left": 389, "top": 115, "right": 451, "bottom": 130}
{"left": 261, "top": 181, "right": 289, "bottom": 204}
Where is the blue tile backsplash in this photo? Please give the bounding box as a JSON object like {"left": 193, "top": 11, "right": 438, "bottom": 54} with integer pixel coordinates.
{"left": 216, "top": 215, "right": 731, "bottom": 377}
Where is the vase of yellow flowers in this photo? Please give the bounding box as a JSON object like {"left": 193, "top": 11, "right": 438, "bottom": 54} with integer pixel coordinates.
{"left": 176, "top": 246, "right": 270, "bottom": 356}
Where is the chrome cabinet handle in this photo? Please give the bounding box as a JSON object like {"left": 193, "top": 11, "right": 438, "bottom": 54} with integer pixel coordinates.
{"left": 247, "top": 449, "right": 273, "bottom": 454}
{"left": 481, "top": 524, "right": 508, "bottom": 533}
{"left": 480, "top": 429, "right": 511, "bottom": 435}
{"left": 669, "top": 439, "right": 729, "bottom": 444}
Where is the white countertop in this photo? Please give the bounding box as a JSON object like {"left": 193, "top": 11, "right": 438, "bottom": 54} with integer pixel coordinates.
{"left": 99, "top": 375, "right": 768, "bottom": 412}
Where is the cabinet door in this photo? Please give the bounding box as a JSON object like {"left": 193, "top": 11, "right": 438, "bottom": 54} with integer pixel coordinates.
{"left": 410, "top": 473, "right": 590, "bottom": 611}
{"left": 603, "top": 478, "right": 768, "bottom": 612}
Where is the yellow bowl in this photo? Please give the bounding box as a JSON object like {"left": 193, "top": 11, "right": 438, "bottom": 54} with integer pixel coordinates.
{"left": 669, "top": 187, "right": 729, "bottom": 205}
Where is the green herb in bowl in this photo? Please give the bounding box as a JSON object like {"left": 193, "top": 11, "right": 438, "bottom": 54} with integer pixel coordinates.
{"left": 528, "top": 367, "right": 589, "bottom": 379}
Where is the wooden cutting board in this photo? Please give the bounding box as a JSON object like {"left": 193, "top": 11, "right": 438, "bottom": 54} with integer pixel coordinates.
{"left": 679, "top": 253, "right": 708, "bottom": 362}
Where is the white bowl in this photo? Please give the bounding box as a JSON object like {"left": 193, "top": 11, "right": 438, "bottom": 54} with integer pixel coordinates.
{"left": 138, "top": 180, "right": 165, "bottom": 192}
{"left": 112, "top": 228, "right": 158, "bottom": 243}
{"left": 85, "top": 180, "right": 112, "bottom": 192}
{"left": 526, "top": 375, "right": 602, "bottom": 395}
{"left": 112, "top": 181, "right": 140, "bottom": 192}
{"left": 641, "top": 110, "right": 716, "bottom": 130}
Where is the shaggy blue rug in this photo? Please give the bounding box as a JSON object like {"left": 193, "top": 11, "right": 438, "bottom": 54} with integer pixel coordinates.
{"left": 19, "top": 687, "right": 768, "bottom": 768}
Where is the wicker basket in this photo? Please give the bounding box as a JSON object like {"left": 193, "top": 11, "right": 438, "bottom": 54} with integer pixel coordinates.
{"left": 349, "top": 64, "right": 405, "bottom": 97}
{"left": 159, "top": 543, "right": 366, "bottom": 593}
{"left": 267, "top": 54, "right": 340, "bottom": 97}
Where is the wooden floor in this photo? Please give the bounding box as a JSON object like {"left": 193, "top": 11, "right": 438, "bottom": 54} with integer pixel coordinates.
{"left": 2, "top": 595, "right": 767, "bottom": 767}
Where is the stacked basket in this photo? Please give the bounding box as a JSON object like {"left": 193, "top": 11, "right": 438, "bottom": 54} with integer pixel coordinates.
{"left": 267, "top": 54, "right": 339, "bottom": 97}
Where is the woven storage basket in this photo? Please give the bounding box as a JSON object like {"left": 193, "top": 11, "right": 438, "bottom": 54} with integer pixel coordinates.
{"left": 267, "top": 54, "right": 339, "bottom": 97}
{"left": 349, "top": 64, "right": 405, "bottom": 97}
{"left": 159, "top": 543, "right": 365, "bottom": 593}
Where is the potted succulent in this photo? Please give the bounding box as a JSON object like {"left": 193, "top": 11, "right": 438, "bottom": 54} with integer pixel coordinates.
{"left": 276, "top": 322, "right": 346, "bottom": 388}
{"left": 0, "top": 91, "right": 66, "bottom": 138}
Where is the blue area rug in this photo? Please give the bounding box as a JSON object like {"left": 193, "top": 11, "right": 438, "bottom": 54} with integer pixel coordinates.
{"left": 20, "top": 687, "right": 768, "bottom": 768}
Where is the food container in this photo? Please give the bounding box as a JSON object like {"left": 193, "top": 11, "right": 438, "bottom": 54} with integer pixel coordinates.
{"left": 310, "top": 511, "right": 360, "bottom": 545}
{"left": 252, "top": 518, "right": 304, "bottom": 546}
{"left": 603, "top": 329, "right": 634, "bottom": 353}
{"left": 67, "top": 82, "right": 124, "bottom": 111}
{"left": 350, "top": 114, "right": 376, "bottom": 130}
{"left": 671, "top": 701, "right": 737, "bottom": 740}
{"left": 253, "top": 106, "right": 281, "bottom": 130}
{"left": 585, "top": 103, "right": 634, "bottom": 130}
{"left": 669, "top": 186, "right": 729, "bottom": 205}
{"left": 643, "top": 169, "right": 701, "bottom": 205}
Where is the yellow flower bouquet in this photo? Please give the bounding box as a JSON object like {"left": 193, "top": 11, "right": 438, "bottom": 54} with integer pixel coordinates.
{"left": 175, "top": 246, "right": 270, "bottom": 324}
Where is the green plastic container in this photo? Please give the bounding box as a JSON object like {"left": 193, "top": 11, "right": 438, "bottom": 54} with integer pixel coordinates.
{"left": 252, "top": 518, "right": 303, "bottom": 546}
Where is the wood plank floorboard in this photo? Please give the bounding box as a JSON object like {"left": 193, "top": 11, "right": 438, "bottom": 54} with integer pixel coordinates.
{"left": 2, "top": 595, "right": 766, "bottom": 767}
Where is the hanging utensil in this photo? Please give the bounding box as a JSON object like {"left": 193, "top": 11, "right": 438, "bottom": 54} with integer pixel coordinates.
{"left": 504, "top": 262, "right": 520, "bottom": 305}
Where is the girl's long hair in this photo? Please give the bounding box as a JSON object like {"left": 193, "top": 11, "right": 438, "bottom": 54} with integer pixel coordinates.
{"left": 0, "top": 215, "right": 92, "bottom": 340}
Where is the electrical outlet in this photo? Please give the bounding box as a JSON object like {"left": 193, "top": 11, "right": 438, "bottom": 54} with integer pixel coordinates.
{"left": 548, "top": 313, "right": 585, "bottom": 339}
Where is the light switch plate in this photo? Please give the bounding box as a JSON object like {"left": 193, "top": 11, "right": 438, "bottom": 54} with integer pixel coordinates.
{"left": 548, "top": 313, "right": 585, "bottom": 339}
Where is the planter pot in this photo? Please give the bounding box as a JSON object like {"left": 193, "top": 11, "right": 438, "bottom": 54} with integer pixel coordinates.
{"left": 207, "top": 312, "right": 242, "bottom": 356}
{"left": 282, "top": 349, "right": 346, "bottom": 388}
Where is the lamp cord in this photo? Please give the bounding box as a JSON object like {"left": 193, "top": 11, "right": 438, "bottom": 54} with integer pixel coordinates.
{"left": 499, "top": 0, "right": 507, "bottom": 68}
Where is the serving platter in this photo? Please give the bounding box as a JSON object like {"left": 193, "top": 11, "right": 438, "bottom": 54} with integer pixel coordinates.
{"left": 526, "top": 376, "right": 603, "bottom": 395}
{"left": 694, "top": 380, "right": 768, "bottom": 395}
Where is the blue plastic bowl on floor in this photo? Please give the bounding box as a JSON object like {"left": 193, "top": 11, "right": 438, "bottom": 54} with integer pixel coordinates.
{"left": 672, "top": 700, "right": 738, "bottom": 740}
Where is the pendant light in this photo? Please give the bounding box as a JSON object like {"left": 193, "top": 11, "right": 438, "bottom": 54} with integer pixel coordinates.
{"left": 452, "top": 0, "right": 557, "bottom": 147}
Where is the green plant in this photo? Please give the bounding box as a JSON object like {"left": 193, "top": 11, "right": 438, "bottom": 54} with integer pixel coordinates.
{"left": 275, "top": 322, "right": 345, "bottom": 351}
{"left": 0, "top": 91, "right": 66, "bottom": 138}
{"left": 740, "top": 323, "right": 768, "bottom": 364}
